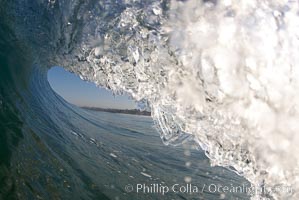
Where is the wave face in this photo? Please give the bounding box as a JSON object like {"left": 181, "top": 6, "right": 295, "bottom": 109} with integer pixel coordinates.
{"left": 1, "top": 0, "right": 298, "bottom": 199}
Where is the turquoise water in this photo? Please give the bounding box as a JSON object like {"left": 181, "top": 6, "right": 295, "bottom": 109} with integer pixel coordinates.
{"left": 0, "top": 60, "right": 250, "bottom": 199}
{"left": 0, "top": 64, "right": 250, "bottom": 199}
{"left": 0, "top": 0, "right": 251, "bottom": 199}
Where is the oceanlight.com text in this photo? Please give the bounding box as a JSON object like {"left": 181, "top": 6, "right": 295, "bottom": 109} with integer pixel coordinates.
{"left": 124, "top": 183, "right": 292, "bottom": 197}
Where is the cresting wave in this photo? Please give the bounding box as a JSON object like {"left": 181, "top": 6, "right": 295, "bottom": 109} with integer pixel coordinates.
{"left": 1, "top": 0, "right": 299, "bottom": 199}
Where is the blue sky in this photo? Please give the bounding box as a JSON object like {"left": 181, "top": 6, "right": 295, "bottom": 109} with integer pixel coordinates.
{"left": 47, "top": 67, "right": 136, "bottom": 109}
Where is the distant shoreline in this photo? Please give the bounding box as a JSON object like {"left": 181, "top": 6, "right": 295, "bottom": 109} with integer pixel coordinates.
{"left": 81, "top": 107, "right": 151, "bottom": 116}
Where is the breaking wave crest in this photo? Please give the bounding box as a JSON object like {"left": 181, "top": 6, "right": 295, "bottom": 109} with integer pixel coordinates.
{"left": 3, "top": 0, "right": 299, "bottom": 199}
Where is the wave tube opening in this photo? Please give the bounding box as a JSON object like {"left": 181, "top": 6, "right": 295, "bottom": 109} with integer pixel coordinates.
{"left": 0, "top": 0, "right": 298, "bottom": 199}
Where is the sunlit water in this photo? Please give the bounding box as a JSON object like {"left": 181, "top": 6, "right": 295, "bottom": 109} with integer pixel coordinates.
{"left": 1, "top": 0, "right": 299, "bottom": 199}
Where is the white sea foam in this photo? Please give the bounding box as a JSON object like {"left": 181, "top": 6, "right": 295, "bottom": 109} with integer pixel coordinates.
{"left": 58, "top": 1, "right": 299, "bottom": 199}
{"left": 166, "top": 1, "right": 299, "bottom": 199}
{"left": 141, "top": 172, "right": 152, "bottom": 178}
{"left": 110, "top": 153, "right": 117, "bottom": 158}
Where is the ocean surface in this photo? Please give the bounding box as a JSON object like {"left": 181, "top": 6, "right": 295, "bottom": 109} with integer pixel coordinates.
{"left": 1, "top": 0, "right": 299, "bottom": 199}
{"left": 1, "top": 101, "right": 251, "bottom": 199}
{"left": 0, "top": 56, "right": 250, "bottom": 199}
